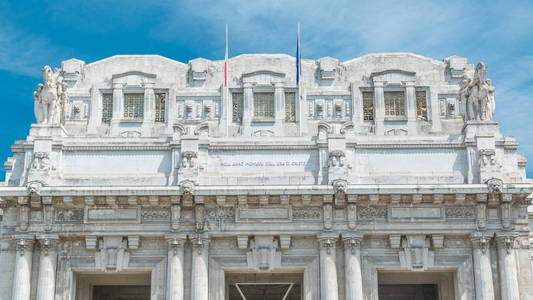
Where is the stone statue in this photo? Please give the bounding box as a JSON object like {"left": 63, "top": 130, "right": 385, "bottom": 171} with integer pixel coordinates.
{"left": 460, "top": 62, "right": 496, "bottom": 121}
{"left": 33, "top": 65, "right": 68, "bottom": 125}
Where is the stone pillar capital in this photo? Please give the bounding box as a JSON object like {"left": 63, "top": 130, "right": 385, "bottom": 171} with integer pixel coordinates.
{"left": 112, "top": 82, "right": 124, "bottom": 89}
{"left": 404, "top": 81, "right": 415, "bottom": 87}
{"left": 166, "top": 234, "right": 187, "bottom": 253}
{"left": 318, "top": 234, "right": 338, "bottom": 254}
{"left": 191, "top": 234, "right": 210, "bottom": 253}
{"left": 37, "top": 234, "right": 60, "bottom": 255}
{"left": 243, "top": 82, "right": 253, "bottom": 89}
{"left": 274, "top": 82, "right": 284, "bottom": 89}
{"left": 470, "top": 232, "right": 491, "bottom": 254}
{"left": 343, "top": 235, "right": 362, "bottom": 254}
{"left": 373, "top": 81, "right": 385, "bottom": 88}
{"left": 495, "top": 233, "right": 518, "bottom": 253}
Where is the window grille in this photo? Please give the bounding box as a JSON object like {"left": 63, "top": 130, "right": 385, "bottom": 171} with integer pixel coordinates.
{"left": 362, "top": 92, "right": 374, "bottom": 121}
{"left": 232, "top": 93, "right": 243, "bottom": 123}
{"left": 253, "top": 92, "right": 275, "bottom": 119}
{"left": 416, "top": 90, "right": 428, "bottom": 120}
{"left": 384, "top": 91, "right": 405, "bottom": 117}
{"left": 285, "top": 92, "right": 296, "bottom": 122}
{"left": 155, "top": 93, "right": 166, "bottom": 123}
{"left": 101, "top": 93, "right": 113, "bottom": 124}
{"left": 123, "top": 93, "right": 144, "bottom": 119}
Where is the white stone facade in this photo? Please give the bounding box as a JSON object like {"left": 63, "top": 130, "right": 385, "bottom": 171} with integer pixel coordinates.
{"left": 0, "top": 52, "right": 532, "bottom": 299}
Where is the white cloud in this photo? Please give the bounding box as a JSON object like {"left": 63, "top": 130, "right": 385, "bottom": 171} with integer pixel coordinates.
{"left": 0, "top": 22, "right": 70, "bottom": 77}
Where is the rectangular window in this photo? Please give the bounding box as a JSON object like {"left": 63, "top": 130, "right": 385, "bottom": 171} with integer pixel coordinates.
{"left": 123, "top": 93, "right": 144, "bottom": 119}
{"left": 384, "top": 91, "right": 405, "bottom": 118}
{"left": 416, "top": 90, "right": 428, "bottom": 120}
{"left": 232, "top": 92, "right": 243, "bottom": 123}
{"left": 285, "top": 92, "right": 296, "bottom": 122}
{"left": 253, "top": 92, "right": 274, "bottom": 119}
{"left": 155, "top": 93, "right": 166, "bottom": 123}
{"left": 362, "top": 91, "right": 374, "bottom": 121}
{"left": 102, "top": 93, "right": 113, "bottom": 124}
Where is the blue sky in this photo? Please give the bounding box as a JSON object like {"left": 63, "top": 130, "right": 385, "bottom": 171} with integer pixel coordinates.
{"left": 0, "top": 0, "right": 532, "bottom": 178}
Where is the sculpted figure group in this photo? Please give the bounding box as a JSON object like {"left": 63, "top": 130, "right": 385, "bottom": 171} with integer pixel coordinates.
{"left": 33, "top": 65, "right": 68, "bottom": 124}
{"left": 459, "top": 62, "right": 496, "bottom": 121}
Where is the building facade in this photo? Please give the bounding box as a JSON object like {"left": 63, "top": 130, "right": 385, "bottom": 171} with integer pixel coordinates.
{"left": 0, "top": 53, "right": 532, "bottom": 300}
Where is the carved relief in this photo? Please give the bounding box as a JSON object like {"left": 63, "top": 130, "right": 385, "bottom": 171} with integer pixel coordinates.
{"left": 31, "top": 152, "right": 50, "bottom": 170}
{"left": 246, "top": 236, "right": 281, "bottom": 272}
{"left": 26, "top": 181, "right": 45, "bottom": 196}
{"left": 141, "top": 208, "right": 170, "bottom": 222}
{"left": 179, "top": 180, "right": 195, "bottom": 195}
{"left": 328, "top": 150, "right": 345, "bottom": 168}
{"left": 292, "top": 207, "right": 322, "bottom": 220}
{"left": 445, "top": 206, "right": 476, "bottom": 219}
{"left": 478, "top": 149, "right": 499, "bottom": 167}
{"left": 358, "top": 206, "right": 387, "bottom": 219}
{"left": 206, "top": 206, "right": 235, "bottom": 231}
{"left": 397, "top": 235, "right": 435, "bottom": 271}
{"left": 55, "top": 208, "right": 84, "bottom": 223}
{"left": 485, "top": 177, "right": 503, "bottom": 194}
{"left": 332, "top": 179, "right": 348, "bottom": 196}
{"left": 180, "top": 151, "right": 198, "bottom": 169}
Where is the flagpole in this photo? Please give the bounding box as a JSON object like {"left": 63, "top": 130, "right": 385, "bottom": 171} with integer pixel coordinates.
{"left": 297, "top": 22, "right": 305, "bottom": 136}
{"left": 221, "top": 24, "right": 230, "bottom": 136}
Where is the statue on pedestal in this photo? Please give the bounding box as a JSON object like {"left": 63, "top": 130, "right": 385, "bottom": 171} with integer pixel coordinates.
{"left": 33, "top": 66, "right": 68, "bottom": 125}
{"left": 459, "top": 62, "right": 496, "bottom": 121}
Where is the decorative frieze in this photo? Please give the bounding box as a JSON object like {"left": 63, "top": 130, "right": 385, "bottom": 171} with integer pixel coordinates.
{"left": 206, "top": 206, "right": 235, "bottom": 231}
{"left": 445, "top": 206, "right": 476, "bottom": 219}
{"left": 292, "top": 206, "right": 322, "bottom": 220}
{"left": 55, "top": 208, "right": 84, "bottom": 223}
{"left": 141, "top": 207, "right": 170, "bottom": 223}
{"left": 358, "top": 206, "right": 387, "bottom": 219}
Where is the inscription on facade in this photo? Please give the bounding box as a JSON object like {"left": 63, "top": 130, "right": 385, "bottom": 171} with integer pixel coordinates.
{"left": 236, "top": 207, "right": 291, "bottom": 222}
{"left": 220, "top": 161, "right": 307, "bottom": 167}
{"left": 85, "top": 207, "right": 140, "bottom": 223}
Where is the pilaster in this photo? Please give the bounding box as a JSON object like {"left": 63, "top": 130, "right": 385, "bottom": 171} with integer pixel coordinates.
{"left": 141, "top": 82, "right": 155, "bottom": 136}
{"left": 274, "top": 82, "right": 285, "bottom": 136}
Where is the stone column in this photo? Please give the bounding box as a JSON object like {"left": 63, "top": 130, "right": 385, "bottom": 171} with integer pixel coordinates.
{"left": 470, "top": 233, "right": 494, "bottom": 300}
{"left": 36, "top": 236, "right": 58, "bottom": 300}
{"left": 318, "top": 235, "right": 339, "bottom": 300}
{"left": 405, "top": 81, "right": 416, "bottom": 133}
{"left": 373, "top": 81, "right": 385, "bottom": 135}
{"left": 12, "top": 238, "right": 34, "bottom": 300}
{"left": 343, "top": 236, "right": 364, "bottom": 300}
{"left": 191, "top": 235, "right": 210, "bottom": 300}
{"left": 166, "top": 235, "right": 186, "bottom": 300}
{"left": 495, "top": 234, "right": 520, "bottom": 300}
{"left": 142, "top": 82, "right": 155, "bottom": 137}
{"left": 110, "top": 83, "right": 124, "bottom": 135}
{"left": 274, "top": 82, "right": 285, "bottom": 135}
{"left": 242, "top": 83, "right": 254, "bottom": 136}
{"left": 143, "top": 82, "right": 155, "bottom": 123}
{"left": 111, "top": 83, "right": 124, "bottom": 123}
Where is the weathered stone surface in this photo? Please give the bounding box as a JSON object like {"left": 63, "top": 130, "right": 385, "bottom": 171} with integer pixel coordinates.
{"left": 0, "top": 52, "right": 532, "bottom": 300}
